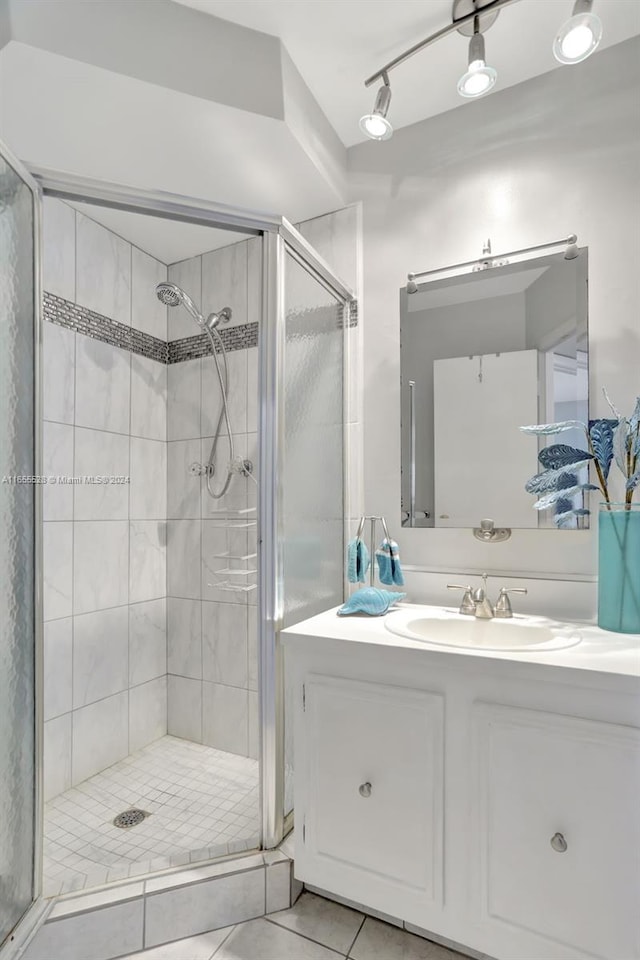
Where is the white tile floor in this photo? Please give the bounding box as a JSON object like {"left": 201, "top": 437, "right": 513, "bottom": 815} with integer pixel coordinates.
{"left": 120, "top": 893, "right": 472, "bottom": 960}
{"left": 43, "top": 736, "right": 260, "bottom": 896}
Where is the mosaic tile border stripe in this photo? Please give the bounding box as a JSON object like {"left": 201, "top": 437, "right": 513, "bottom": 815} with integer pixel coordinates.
{"left": 44, "top": 292, "right": 358, "bottom": 365}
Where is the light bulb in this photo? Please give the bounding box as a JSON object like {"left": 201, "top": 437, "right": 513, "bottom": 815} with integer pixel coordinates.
{"left": 458, "top": 60, "right": 497, "bottom": 99}
{"left": 553, "top": 10, "right": 602, "bottom": 64}
{"left": 359, "top": 113, "right": 393, "bottom": 140}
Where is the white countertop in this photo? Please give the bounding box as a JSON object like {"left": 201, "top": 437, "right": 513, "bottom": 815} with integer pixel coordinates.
{"left": 282, "top": 603, "right": 640, "bottom": 683}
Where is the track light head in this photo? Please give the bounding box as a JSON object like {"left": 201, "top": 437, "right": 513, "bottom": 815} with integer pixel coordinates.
{"left": 564, "top": 235, "right": 580, "bottom": 260}
{"left": 457, "top": 28, "right": 497, "bottom": 99}
{"left": 553, "top": 0, "right": 602, "bottom": 64}
{"left": 360, "top": 79, "right": 393, "bottom": 140}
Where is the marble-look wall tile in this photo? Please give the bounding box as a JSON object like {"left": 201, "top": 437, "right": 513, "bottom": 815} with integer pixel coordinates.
{"left": 72, "top": 606, "right": 129, "bottom": 708}
{"left": 43, "top": 713, "right": 72, "bottom": 801}
{"left": 73, "top": 520, "right": 129, "bottom": 615}
{"left": 43, "top": 323, "right": 75, "bottom": 425}
{"left": 201, "top": 523, "right": 248, "bottom": 604}
{"left": 129, "top": 676, "right": 167, "bottom": 753}
{"left": 167, "top": 598, "right": 202, "bottom": 679}
{"left": 129, "top": 598, "right": 166, "bottom": 686}
{"left": 43, "top": 617, "right": 73, "bottom": 721}
{"left": 167, "top": 675, "right": 202, "bottom": 742}
{"left": 298, "top": 205, "right": 359, "bottom": 294}
{"left": 76, "top": 212, "right": 131, "bottom": 326}
{"left": 129, "top": 521, "right": 166, "bottom": 603}
{"left": 73, "top": 427, "right": 130, "bottom": 520}
{"left": 201, "top": 349, "right": 247, "bottom": 436}
{"left": 42, "top": 421, "right": 74, "bottom": 521}
{"left": 43, "top": 198, "right": 76, "bottom": 302}
{"left": 132, "top": 247, "right": 167, "bottom": 339}
{"left": 200, "top": 434, "right": 247, "bottom": 517}
{"left": 130, "top": 438, "right": 167, "bottom": 520}
{"left": 202, "top": 681, "right": 248, "bottom": 755}
{"left": 202, "top": 601, "right": 248, "bottom": 688}
{"left": 43, "top": 521, "right": 73, "bottom": 621}
{"left": 167, "top": 520, "right": 201, "bottom": 599}
{"left": 168, "top": 359, "right": 201, "bottom": 441}
{"left": 75, "top": 337, "right": 131, "bottom": 435}
{"left": 72, "top": 691, "right": 129, "bottom": 784}
{"left": 167, "top": 256, "right": 202, "bottom": 340}
{"left": 202, "top": 241, "right": 247, "bottom": 328}
{"left": 167, "top": 439, "right": 201, "bottom": 519}
{"left": 131, "top": 354, "right": 166, "bottom": 441}
{"left": 265, "top": 860, "right": 291, "bottom": 914}
{"left": 246, "top": 346, "right": 258, "bottom": 435}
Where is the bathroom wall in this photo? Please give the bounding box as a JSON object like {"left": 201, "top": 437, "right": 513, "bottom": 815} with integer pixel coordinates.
{"left": 42, "top": 199, "right": 168, "bottom": 800}
{"left": 166, "top": 237, "right": 261, "bottom": 759}
{"left": 347, "top": 37, "right": 640, "bottom": 615}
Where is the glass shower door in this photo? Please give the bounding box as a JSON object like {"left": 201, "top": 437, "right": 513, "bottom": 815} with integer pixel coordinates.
{"left": 0, "top": 143, "right": 41, "bottom": 946}
{"left": 259, "top": 228, "right": 354, "bottom": 845}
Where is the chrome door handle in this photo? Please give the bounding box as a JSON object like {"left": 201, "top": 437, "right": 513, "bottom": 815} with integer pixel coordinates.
{"left": 358, "top": 782, "right": 372, "bottom": 798}
{"left": 550, "top": 832, "right": 567, "bottom": 853}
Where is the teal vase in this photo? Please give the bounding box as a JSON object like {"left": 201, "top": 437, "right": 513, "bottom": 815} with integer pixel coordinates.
{"left": 598, "top": 504, "right": 640, "bottom": 634}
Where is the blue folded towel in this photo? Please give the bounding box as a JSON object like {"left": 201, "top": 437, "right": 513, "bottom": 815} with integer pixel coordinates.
{"left": 346, "top": 537, "right": 370, "bottom": 583}
{"left": 337, "top": 587, "right": 406, "bottom": 616}
{"left": 375, "top": 538, "right": 405, "bottom": 586}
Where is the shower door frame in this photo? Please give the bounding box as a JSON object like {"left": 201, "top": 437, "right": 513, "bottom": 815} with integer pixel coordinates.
{"left": 18, "top": 166, "right": 355, "bottom": 891}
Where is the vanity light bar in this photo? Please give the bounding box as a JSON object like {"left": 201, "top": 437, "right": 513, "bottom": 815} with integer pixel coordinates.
{"left": 406, "top": 234, "right": 578, "bottom": 291}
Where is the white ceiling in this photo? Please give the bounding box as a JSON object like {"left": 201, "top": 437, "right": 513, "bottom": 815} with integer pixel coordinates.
{"left": 174, "top": 0, "right": 640, "bottom": 146}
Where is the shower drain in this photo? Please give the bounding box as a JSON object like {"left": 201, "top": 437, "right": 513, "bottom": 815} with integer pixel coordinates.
{"left": 113, "top": 808, "right": 148, "bottom": 829}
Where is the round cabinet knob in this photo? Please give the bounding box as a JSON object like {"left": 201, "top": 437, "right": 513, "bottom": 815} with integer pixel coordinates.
{"left": 550, "top": 832, "right": 568, "bottom": 853}
{"left": 358, "top": 782, "right": 372, "bottom": 798}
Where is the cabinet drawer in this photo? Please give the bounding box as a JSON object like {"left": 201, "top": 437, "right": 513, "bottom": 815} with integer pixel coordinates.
{"left": 473, "top": 703, "right": 640, "bottom": 959}
{"left": 301, "top": 675, "right": 444, "bottom": 908}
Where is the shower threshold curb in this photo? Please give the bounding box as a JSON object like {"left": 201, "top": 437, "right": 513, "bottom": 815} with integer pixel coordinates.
{"left": 16, "top": 847, "right": 297, "bottom": 960}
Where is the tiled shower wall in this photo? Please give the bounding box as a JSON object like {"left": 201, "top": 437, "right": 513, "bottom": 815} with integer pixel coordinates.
{"left": 166, "top": 238, "right": 260, "bottom": 759}
{"left": 42, "top": 199, "right": 168, "bottom": 800}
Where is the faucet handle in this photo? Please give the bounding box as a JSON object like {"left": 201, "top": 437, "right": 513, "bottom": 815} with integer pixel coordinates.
{"left": 494, "top": 587, "right": 528, "bottom": 618}
{"left": 447, "top": 584, "right": 475, "bottom": 616}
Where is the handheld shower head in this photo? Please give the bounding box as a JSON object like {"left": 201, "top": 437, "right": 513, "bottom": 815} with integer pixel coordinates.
{"left": 156, "top": 282, "right": 205, "bottom": 325}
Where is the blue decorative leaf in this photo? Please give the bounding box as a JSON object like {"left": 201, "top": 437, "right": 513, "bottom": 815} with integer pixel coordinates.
{"left": 520, "top": 421, "right": 584, "bottom": 436}
{"left": 525, "top": 469, "right": 577, "bottom": 495}
{"left": 533, "top": 484, "right": 599, "bottom": 510}
{"left": 613, "top": 420, "right": 631, "bottom": 475}
{"left": 554, "top": 507, "right": 590, "bottom": 528}
{"left": 588, "top": 419, "right": 615, "bottom": 480}
{"left": 538, "top": 444, "right": 593, "bottom": 471}
{"left": 554, "top": 497, "right": 574, "bottom": 515}
{"left": 630, "top": 397, "right": 640, "bottom": 432}
{"left": 627, "top": 468, "right": 640, "bottom": 493}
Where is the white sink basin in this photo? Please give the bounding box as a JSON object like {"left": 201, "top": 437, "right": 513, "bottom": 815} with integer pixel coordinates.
{"left": 384, "top": 607, "right": 582, "bottom": 652}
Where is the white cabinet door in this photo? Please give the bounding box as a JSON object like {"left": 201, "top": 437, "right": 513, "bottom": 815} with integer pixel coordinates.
{"left": 473, "top": 703, "right": 640, "bottom": 960}
{"left": 297, "top": 675, "right": 444, "bottom": 923}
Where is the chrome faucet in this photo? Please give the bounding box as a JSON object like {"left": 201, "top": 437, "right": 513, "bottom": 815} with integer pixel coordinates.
{"left": 447, "top": 574, "right": 528, "bottom": 619}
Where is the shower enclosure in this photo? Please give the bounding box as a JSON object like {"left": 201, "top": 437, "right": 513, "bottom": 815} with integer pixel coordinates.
{"left": 0, "top": 139, "right": 355, "bottom": 947}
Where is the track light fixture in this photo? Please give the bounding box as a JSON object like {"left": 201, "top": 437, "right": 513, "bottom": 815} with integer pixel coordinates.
{"left": 457, "top": 18, "right": 497, "bottom": 99}
{"left": 360, "top": 0, "right": 608, "bottom": 140}
{"left": 553, "top": 0, "right": 602, "bottom": 64}
{"left": 359, "top": 74, "right": 393, "bottom": 141}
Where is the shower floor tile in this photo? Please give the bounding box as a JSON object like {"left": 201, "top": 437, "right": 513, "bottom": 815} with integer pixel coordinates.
{"left": 43, "top": 735, "right": 260, "bottom": 897}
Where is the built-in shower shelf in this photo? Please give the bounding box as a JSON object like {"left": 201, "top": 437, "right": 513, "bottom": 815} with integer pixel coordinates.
{"left": 209, "top": 580, "right": 258, "bottom": 593}
{"left": 214, "top": 567, "right": 257, "bottom": 577}
{"left": 212, "top": 552, "right": 257, "bottom": 561}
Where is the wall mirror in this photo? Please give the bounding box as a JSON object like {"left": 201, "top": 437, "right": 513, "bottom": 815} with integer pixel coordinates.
{"left": 400, "top": 244, "right": 588, "bottom": 530}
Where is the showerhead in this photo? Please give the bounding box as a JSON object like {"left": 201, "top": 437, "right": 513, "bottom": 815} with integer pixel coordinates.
{"left": 155, "top": 282, "right": 205, "bottom": 325}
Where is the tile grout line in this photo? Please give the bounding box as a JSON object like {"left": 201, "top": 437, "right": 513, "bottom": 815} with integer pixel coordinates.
{"left": 345, "top": 913, "right": 367, "bottom": 958}
{"left": 262, "top": 916, "right": 349, "bottom": 957}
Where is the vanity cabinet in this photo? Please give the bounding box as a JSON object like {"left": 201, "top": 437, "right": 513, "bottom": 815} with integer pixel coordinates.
{"left": 299, "top": 676, "right": 444, "bottom": 923}
{"left": 472, "top": 703, "right": 640, "bottom": 960}
{"left": 285, "top": 622, "right": 640, "bottom": 960}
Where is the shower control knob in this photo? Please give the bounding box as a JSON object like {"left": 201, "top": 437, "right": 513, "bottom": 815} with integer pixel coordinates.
{"left": 358, "top": 782, "right": 372, "bottom": 798}
{"left": 189, "top": 462, "right": 206, "bottom": 477}
{"left": 550, "top": 832, "right": 567, "bottom": 853}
